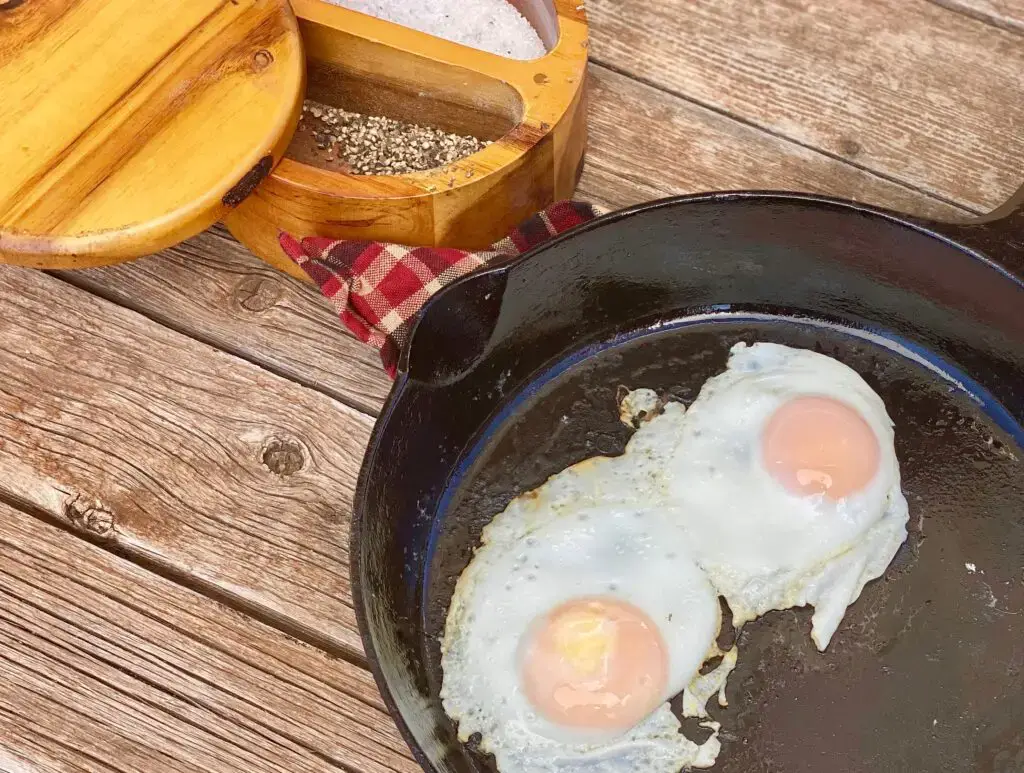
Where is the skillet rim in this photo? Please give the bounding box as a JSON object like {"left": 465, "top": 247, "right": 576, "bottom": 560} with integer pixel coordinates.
{"left": 350, "top": 189, "right": 1023, "bottom": 773}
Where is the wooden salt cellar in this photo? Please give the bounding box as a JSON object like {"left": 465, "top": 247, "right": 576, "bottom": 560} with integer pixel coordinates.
{"left": 0, "top": 0, "right": 588, "bottom": 279}
{"left": 0, "top": 0, "right": 303, "bottom": 268}
{"left": 226, "top": 0, "right": 589, "bottom": 280}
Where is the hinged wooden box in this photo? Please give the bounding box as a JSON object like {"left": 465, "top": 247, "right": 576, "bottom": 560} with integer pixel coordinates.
{"left": 0, "top": 0, "right": 588, "bottom": 280}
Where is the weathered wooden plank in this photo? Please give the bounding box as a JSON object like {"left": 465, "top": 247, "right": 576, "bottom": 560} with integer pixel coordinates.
{"left": 0, "top": 500, "right": 417, "bottom": 773}
{"left": 579, "top": 66, "right": 965, "bottom": 220}
{"left": 0, "top": 266, "right": 371, "bottom": 655}
{"left": 58, "top": 226, "right": 392, "bottom": 416}
{"left": 934, "top": 0, "right": 1024, "bottom": 33}
{"left": 587, "top": 0, "right": 1024, "bottom": 213}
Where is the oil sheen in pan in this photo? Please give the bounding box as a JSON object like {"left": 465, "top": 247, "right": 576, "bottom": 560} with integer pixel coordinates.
{"left": 421, "top": 313, "right": 1024, "bottom": 773}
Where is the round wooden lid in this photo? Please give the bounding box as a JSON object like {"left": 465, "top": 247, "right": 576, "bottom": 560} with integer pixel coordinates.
{"left": 0, "top": 0, "right": 304, "bottom": 268}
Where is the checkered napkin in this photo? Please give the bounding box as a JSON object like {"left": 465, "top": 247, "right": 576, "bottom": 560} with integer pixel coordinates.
{"left": 279, "top": 200, "right": 604, "bottom": 378}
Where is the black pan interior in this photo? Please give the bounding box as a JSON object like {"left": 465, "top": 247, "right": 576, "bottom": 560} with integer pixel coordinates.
{"left": 354, "top": 196, "right": 1024, "bottom": 773}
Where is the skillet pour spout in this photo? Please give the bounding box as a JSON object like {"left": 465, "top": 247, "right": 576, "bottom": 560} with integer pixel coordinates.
{"left": 354, "top": 183, "right": 1024, "bottom": 773}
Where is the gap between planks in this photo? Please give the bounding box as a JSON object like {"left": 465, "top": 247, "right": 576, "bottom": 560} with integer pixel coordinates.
{"left": 0, "top": 477, "right": 368, "bottom": 668}
{"left": 53, "top": 225, "right": 390, "bottom": 419}
{"left": 0, "top": 497, "right": 418, "bottom": 773}
{"left": 928, "top": 0, "right": 1024, "bottom": 35}
{"left": 589, "top": 60, "right": 983, "bottom": 217}
{"left": 585, "top": 0, "right": 1024, "bottom": 214}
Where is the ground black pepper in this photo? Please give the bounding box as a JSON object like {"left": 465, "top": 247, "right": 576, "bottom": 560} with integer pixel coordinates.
{"left": 298, "top": 100, "right": 490, "bottom": 176}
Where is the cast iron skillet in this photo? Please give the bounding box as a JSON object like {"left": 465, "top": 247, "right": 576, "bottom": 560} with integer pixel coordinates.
{"left": 353, "top": 186, "right": 1024, "bottom": 773}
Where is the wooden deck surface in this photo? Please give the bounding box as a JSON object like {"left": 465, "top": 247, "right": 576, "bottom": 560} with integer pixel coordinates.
{"left": 0, "top": 0, "right": 1021, "bottom": 769}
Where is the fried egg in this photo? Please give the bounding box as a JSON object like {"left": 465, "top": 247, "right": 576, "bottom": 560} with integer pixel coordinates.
{"left": 441, "top": 497, "right": 726, "bottom": 773}
{"left": 655, "top": 342, "right": 909, "bottom": 648}
{"left": 440, "top": 340, "right": 910, "bottom": 773}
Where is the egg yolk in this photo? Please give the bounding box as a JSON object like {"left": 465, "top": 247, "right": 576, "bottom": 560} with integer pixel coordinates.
{"left": 520, "top": 597, "right": 668, "bottom": 732}
{"left": 761, "top": 395, "right": 880, "bottom": 500}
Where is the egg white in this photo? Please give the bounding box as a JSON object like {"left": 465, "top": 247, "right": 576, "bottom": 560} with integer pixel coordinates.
{"left": 652, "top": 342, "right": 909, "bottom": 648}
{"left": 441, "top": 500, "right": 723, "bottom": 772}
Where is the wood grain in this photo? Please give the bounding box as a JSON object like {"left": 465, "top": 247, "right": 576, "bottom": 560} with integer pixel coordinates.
{"left": 0, "top": 265, "right": 373, "bottom": 655}
{"left": 58, "top": 226, "right": 392, "bottom": 416}
{"left": 0, "top": 0, "right": 303, "bottom": 268}
{"left": 578, "top": 66, "right": 965, "bottom": 220}
{"left": 0, "top": 499, "right": 417, "bottom": 773}
{"left": 586, "top": 0, "right": 1024, "bottom": 214}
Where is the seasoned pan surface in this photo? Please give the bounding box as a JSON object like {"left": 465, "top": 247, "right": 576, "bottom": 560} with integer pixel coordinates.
{"left": 354, "top": 194, "right": 1024, "bottom": 773}
{"left": 424, "top": 319, "right": 1023, "bottom": 773}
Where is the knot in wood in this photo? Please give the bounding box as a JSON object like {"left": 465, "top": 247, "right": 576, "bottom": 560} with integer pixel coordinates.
{"left": 838, "top": 137, "right": 862, "bottom": 158}
{"left": 261, "top": 437, "right": 306, "bottom": 476}
{"left": 63, "top": 494, "right": 115, "bottom": 537}
{"left": 233, "top": 275, "right": 283, "bottom": 313}
{"left": 252, "top": 49, "right": 274, "bottom": 71}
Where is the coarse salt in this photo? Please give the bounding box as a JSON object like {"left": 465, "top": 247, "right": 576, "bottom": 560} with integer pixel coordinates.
{"left": 324, "top": 0, "right": 547, "bottom": 60}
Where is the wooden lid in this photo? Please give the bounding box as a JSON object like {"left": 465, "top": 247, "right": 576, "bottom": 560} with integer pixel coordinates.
{"left": 0, "top": 0, "right": 304, "bottom": 268}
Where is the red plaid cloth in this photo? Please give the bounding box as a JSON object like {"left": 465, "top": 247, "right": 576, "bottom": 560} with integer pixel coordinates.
{"left": 279, "top": 200, "right": 604, "bottom": 378}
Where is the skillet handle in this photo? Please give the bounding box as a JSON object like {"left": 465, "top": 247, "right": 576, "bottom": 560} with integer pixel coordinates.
{"left": 928, "top": 183, "right": 1024, "bottom": 280}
